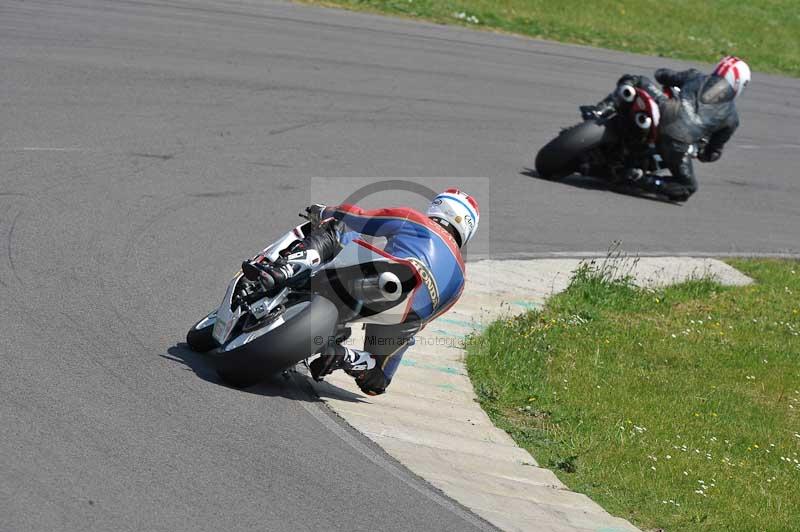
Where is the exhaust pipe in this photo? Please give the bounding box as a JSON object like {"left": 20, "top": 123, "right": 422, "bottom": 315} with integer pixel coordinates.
{"left": 350, "top": 271, "right": 403, "bottom": 303}
{"left": 635, "top": 112, "right": 652, "bottom": 130}
{"left": 618, "top": 84, "right": 636, "bottom": 103}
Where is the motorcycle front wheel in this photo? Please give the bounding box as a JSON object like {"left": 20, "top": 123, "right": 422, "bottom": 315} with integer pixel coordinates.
{"left": 186, "top": 311, "right": 218, "bottom": 353}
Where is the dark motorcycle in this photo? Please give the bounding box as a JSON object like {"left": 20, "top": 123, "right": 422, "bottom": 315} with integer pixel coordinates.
{"left": 535, "top": 84, "right": 695, "bottom": 185}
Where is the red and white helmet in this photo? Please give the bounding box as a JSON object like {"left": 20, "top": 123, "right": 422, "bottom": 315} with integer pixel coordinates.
{"left": 427, "top": 188, "right": 480, "bottom": 247}
{"left": 712, "top": 56, "right": 751, "bottom": 98}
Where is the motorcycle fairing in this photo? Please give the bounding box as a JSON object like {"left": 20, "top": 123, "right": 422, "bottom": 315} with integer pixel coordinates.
{"left": 210, "top": 222, "right": 312, "bottom": 346}
{"left": 256, "top": 221, "right": 314, "bottom": 262}
{"left": 209, "top": 222, "right": 422, "bottom": 349}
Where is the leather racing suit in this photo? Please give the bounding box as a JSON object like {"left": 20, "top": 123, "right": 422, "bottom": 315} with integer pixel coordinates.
{"left": 292, "top": 204, "right": 466, "bottom": 395}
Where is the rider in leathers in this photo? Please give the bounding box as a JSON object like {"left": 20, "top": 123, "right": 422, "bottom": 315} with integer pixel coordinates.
{"left": 241, "top": 189, "right": 480, "bottom": 396}
{"left": 584, "top": 56, "right": 750, "bottom": 201}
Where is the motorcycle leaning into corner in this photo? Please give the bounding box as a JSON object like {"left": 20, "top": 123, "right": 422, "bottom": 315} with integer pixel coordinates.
{"left": 534, "top": 83, "right": 704, "bottom": 202}
{"left": 185, "top": 215, "right": 419, "bottom": 388}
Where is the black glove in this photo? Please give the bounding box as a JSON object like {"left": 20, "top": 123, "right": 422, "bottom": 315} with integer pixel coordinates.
{"left": 353, "top": 367, "right": 388, "bottom": 396}
{"left": 698, "top": 147, "right": 722, "bottom": 163}
{"left": 580, "top": 98, "right": 618, "bottom": 121}
{"left": 305, "top": 204, "right": 327, "bottom": 225}
{"left": 580, "top": 105, "right": 600, "bottom": 120}
{"left": 616, "top": 74, "right": 641, "bottom": 87}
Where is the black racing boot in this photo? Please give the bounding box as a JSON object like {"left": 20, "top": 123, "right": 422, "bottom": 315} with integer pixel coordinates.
{"left": 662, "top": 183, "right": 692, "bottom": 202}
{"left": 241, "top": 257, "right": 292, "bottom": 291}
{"left": 242, "top": 244, "right": 323, "bottom": 291}
{"left": 309, "top": 344, "right": 347, "bottom": 381}
{"left": 632, "top": 174, "right": 692, "bottom": 202}
{"left": 309, "top": 353, "right": 345, "bottom": 381}
{"left": 309, "top": 344, "right": 378, "bottom": 382}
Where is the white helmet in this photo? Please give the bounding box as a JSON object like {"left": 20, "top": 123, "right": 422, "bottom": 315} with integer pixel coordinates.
{"left": 427, "top": 188, "right": 480, "bottom": 247}
{"left": 712, "top": 56, "right": 751, "bottom": 98}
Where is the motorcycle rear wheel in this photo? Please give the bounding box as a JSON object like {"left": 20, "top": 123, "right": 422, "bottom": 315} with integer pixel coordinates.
{"left": 212, "top": 295, "right": 338, "bottom": 388}
{"left": 535, "top": 120, "right": 610, "bottom": 180}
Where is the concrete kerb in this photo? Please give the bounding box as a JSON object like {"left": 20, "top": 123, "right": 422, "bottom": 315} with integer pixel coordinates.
{"left": 308, "top": 257, "right": 752, "bottom": 532}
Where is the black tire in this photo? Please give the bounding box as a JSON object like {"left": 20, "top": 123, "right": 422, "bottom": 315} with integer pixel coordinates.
{"left": 210, "top": 295, "right": 338, "bottom": 388}
{"left": 186, "top": 313, "right": 218, "bottom": 353}
{"left": 535, "top": 120, "right": 611, "bottom": 180}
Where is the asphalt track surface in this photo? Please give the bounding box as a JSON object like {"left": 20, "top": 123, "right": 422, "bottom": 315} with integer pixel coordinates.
{"left": 1, "top": 1, "right": 798, "bottom": 531}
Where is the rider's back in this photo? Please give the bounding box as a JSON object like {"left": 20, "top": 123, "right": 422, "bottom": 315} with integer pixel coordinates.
{"left": 331, "top": 205, "right": 466, "bottom": 324}
{"left": 656, "top": 68, "right": 740, "bottom": 145}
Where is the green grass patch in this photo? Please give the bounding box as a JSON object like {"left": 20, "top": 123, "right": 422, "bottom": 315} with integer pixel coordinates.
{"left": 466, "top": 259, "right": 800, "bottom": 531}
{"left": 301, "top": 0, "right": 800, "bottom": 77}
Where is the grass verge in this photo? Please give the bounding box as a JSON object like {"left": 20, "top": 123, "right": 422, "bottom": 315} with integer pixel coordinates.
{"left": 466, "top": 259, "right": 800, "bottom": 531}
{"left": 300, "top": 0, "right": 800, "bottom": 77}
